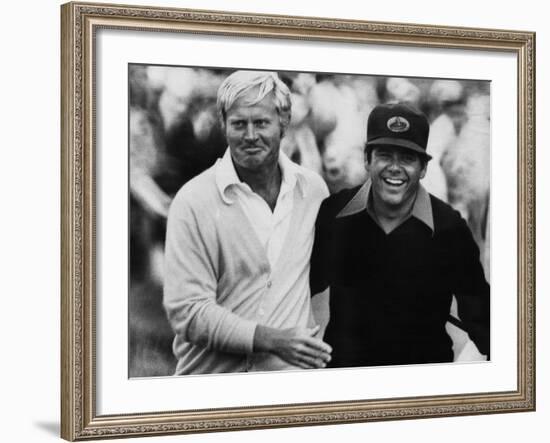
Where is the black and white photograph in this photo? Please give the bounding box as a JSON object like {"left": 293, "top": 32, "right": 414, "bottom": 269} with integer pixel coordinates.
{"left": 128, "top": 65, "right": 491, "bottom": 378}
{"left": 56, "top": 1, "right": 537, "bottom": 440}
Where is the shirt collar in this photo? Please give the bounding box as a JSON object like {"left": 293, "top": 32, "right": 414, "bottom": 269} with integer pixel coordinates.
{"left": 215, "top": 148, "right": 307, "bottom": 204}
{"left": 336, "top": 179, "right": 434, "bottom": 233}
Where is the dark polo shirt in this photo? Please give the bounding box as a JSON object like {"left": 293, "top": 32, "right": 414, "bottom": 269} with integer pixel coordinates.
{"left": 310, "top": 181, "right": 490, "bottom": 368}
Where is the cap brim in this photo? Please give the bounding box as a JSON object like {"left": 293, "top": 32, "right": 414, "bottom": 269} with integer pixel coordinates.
{"left": 366, "top": 137, "right": 432, "bottom": 160}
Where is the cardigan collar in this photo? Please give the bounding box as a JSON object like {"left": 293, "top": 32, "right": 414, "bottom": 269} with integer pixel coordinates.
{"left": 215, "top": 148, "right": 307, "bottom": 204}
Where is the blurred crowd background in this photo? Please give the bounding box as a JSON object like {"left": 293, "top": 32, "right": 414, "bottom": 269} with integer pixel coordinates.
{"left": 129, "top": 64, "right": 491, "bottom": 377}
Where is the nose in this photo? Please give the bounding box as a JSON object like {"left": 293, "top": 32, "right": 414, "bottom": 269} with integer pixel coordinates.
{"left": 244, "top": 122, "right": 258, "bottom": 142}
{"left": 387, "top": 154, "right": 401, "bottom": 170}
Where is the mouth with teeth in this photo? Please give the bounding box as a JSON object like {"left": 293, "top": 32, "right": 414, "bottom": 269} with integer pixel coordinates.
{"left": 382, "top": 177, "right": 407, "bottom": 187}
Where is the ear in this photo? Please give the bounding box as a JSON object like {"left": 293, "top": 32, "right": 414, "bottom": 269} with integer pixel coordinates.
{"left": 279, "top": 113, "right": 290, "bottom": 138}
{"left": 364, "top": 156, "right": 372, "bottom": 175}
{"left": 279, "top": 122, "right": 286, "bottom": 138}
{"left": 364, "top": 149, "right": 372, "bottom": 171}
{"left": 218, "top": 109, "right": 227, "bottom": 132}
{"left": 419, "top": 162, "right": 428, "bottom": 179}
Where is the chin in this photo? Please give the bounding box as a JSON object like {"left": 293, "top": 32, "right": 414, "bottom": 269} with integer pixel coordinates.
{"left": 241, "top": 158, "right": 266, "bottom": 171}
{"left": 383, "top": 189, "right": 412, "bottom": 206}
{"left": 382, "top": 197, "right": 405, "bottom": 207}
{"left": 378, "top": 188, "right": 404, "bottom": 202}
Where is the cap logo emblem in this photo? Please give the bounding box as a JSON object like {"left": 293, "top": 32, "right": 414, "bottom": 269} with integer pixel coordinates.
{"left": 387, "top": 116, "right": 410, "bottom": 133}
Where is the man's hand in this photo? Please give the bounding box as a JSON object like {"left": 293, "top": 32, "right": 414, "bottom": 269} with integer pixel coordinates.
{"left": 254, "top": 325, "right": 332, "bottom": 369}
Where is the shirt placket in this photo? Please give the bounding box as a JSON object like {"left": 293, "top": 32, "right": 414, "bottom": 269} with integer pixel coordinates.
{"left": 246, "top": 175, "right": 296, "bottom": 372}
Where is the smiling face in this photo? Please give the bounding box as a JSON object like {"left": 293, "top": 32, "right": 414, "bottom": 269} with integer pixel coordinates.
{"left": 366, "top": 145, "right": 427, "bottom": 212}
{"left": 223, "top": 89, "right": 283, "bottom": 175}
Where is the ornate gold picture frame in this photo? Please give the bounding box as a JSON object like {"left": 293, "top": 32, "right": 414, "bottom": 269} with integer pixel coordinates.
{"left": 61, "top": 1, "right": 535, "bottom": 440}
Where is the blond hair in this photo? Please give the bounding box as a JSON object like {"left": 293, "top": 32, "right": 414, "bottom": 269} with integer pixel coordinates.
{"left": 217, "top": 70, "right": 291, "bottom": 129}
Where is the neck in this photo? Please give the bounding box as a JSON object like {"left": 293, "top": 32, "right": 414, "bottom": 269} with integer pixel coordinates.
{"left": 371, "top": 191, "right": 417, "bottom": 233}
{"left": 233, "top": 159, "right": 282, "bottom": 211}
{"left": 234, "top": 161, "right": 280, "bottom": 192}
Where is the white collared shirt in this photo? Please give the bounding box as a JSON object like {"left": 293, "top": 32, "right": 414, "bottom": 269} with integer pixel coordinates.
{"left": 165, "top": 148, "right": 329, "bottom": 373}
{"left": 216, "top": 148, "right": 301, "bottom": 268}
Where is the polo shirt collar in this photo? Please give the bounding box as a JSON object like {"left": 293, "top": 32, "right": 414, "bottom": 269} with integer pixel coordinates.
{"left": 336, "top": 179, "right": 434, "bottom": 233}
{"left": 411, "top": 185, "right": 434, "bottom": 232}
{"left": 215, "top": 148, "right": 307, "bottom": 204}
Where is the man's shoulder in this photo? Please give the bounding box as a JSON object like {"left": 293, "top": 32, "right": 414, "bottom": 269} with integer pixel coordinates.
{"left": 429, "top": 194, "right": 467, "bottom": 232}
{"left": 293, "top": 164, "right": 328, "bottom": 199}
{"left": 318, "top": 185, "right": 363, "bottom": 219}
{"left": 170, "top": 166, "right": 219, "bottom": 215}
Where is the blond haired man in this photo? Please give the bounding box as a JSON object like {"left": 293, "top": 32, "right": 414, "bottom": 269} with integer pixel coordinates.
{"left": 164, "top": 71, "right": 331, "bottom": 374}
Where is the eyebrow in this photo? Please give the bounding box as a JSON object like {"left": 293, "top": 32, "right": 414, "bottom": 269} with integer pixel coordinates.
{"left": 376, "top": 147, "right": 415, "bottom": 156}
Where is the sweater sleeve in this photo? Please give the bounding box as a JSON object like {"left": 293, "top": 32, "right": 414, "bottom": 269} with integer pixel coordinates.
{"left": 163, "top": 193, "right": 257, "bottom": 355}
{"left": 310, "top": 200, "right": 330, "bottom": 296}
{"left": 451, "top": 217, "right": 491, "bottom": 359}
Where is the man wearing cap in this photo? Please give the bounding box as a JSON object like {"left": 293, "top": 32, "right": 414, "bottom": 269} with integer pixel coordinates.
{"left": 164, "top": 70, "right": 332, "bottom": 375}
{"left": 310, "top": 102, "right": 490, "bottom": 367}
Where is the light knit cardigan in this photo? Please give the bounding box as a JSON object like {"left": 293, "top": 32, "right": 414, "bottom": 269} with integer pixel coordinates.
{"left": 164, "top": 158, "right": 328, "bottom": 374}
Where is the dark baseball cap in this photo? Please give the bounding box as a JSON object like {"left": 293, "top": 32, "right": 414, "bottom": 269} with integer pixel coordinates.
{"left": 365, "top": 102, "right": 431, "bottom": 160}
